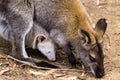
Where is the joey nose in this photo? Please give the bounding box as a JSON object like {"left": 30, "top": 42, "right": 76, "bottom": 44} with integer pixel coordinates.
{"left": 49, "top": 58, "right": 56, "bottom": 61}
{"left": 52, "top": 58, "right": 56, "bottom": 61}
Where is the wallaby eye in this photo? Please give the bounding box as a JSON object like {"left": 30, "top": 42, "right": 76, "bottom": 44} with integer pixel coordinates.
{"left": 89, "top": 55, "right": 96, "bottom": 62}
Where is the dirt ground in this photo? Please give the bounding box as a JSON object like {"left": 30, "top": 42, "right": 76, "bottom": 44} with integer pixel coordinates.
{"left": 0, "top": 0, "right": 120, "bottom": 80}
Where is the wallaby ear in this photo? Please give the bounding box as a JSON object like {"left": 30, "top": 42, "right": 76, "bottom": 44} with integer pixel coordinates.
{"left": 94, "top": 18, "right": 107, "bottom": 42}
{"left": 37, "top": 34, "right": 47, "bottom": 42}
{"left": 79, "top": 30, "right": 91, "bottom": 44}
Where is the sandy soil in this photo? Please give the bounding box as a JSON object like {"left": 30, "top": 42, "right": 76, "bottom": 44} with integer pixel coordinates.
{"left": 0, "top": 0, "right": 120, "bottom": 80}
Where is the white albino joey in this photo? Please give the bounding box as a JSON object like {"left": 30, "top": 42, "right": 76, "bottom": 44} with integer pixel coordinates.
{"left": 37, "top": 34, "right": 56, "bottom": 61}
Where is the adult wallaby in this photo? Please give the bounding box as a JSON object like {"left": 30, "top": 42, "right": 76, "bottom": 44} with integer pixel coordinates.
{"left": 34, "top": 0, "right": 107, "bottom": 78}
{"left": 0, "top": 0, "right": 107, "bottom": 78}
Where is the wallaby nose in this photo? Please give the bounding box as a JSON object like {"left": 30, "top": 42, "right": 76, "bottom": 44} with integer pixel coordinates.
{"left": 95, "top": 72, "right": 104, "bottom": 78}
{"left": 95, "top": 67, "right": 104, "bottom": 78}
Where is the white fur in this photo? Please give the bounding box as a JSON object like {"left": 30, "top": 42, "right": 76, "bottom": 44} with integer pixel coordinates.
{"left": 22, "top": 40, "right": 29, "bottom": 58}
{"left": 22, "top": 22, "right": 33, "bottom": 58}
{"left": 37, "top": 39, "right": 56, "bottom": 61}
{"left": 0, "top": 15, "right": 8, "bottom": 40}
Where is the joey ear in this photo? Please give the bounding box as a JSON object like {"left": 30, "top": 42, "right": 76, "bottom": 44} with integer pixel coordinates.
{"left": 79, "top": 30, "right": 91, "bottom": 44}
{"left": 37, "top": 34, "right": 47, "bottom": 42}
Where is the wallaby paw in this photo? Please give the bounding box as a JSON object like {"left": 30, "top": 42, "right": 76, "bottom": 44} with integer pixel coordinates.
{"left": 68, "top": 56, "right": 77, "bottom": 67}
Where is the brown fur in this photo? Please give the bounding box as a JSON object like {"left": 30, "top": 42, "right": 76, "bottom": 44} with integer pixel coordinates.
{"left": 57, "top": 0, "right": 97, "bottom": 46}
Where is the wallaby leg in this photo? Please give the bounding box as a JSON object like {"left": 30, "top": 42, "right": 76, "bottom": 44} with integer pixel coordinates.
{"left": 62, "top": 44, "right": 77, "bottom": 66}
{"left": 50, "top": 29, "right": 76, "bottom": 66}
{"left": 8, "top": 15, "right": 33, "bottom": 60}
{"left": 11, "top": 34, "right": 29, "bottom": 59}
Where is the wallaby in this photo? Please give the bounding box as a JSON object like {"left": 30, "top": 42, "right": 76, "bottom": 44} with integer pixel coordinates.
{"left": 0, "top": 0, "right": 57, "bottom": 68}
{"left": 25, "top": 22, "right": 56, "bottom": 61}
{"left": 34, "top": 0, "right": 107, "bottom": 78}
{"left": 0, "top": 0, "right": 107, "bottom": 78}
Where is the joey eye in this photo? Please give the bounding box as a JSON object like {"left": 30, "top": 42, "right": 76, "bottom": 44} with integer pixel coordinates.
{"left": 89, "top": 55, "right": 96, "bottom": 62}
{"left": 47, "top": 51, "right": 51, "bottom": 54}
